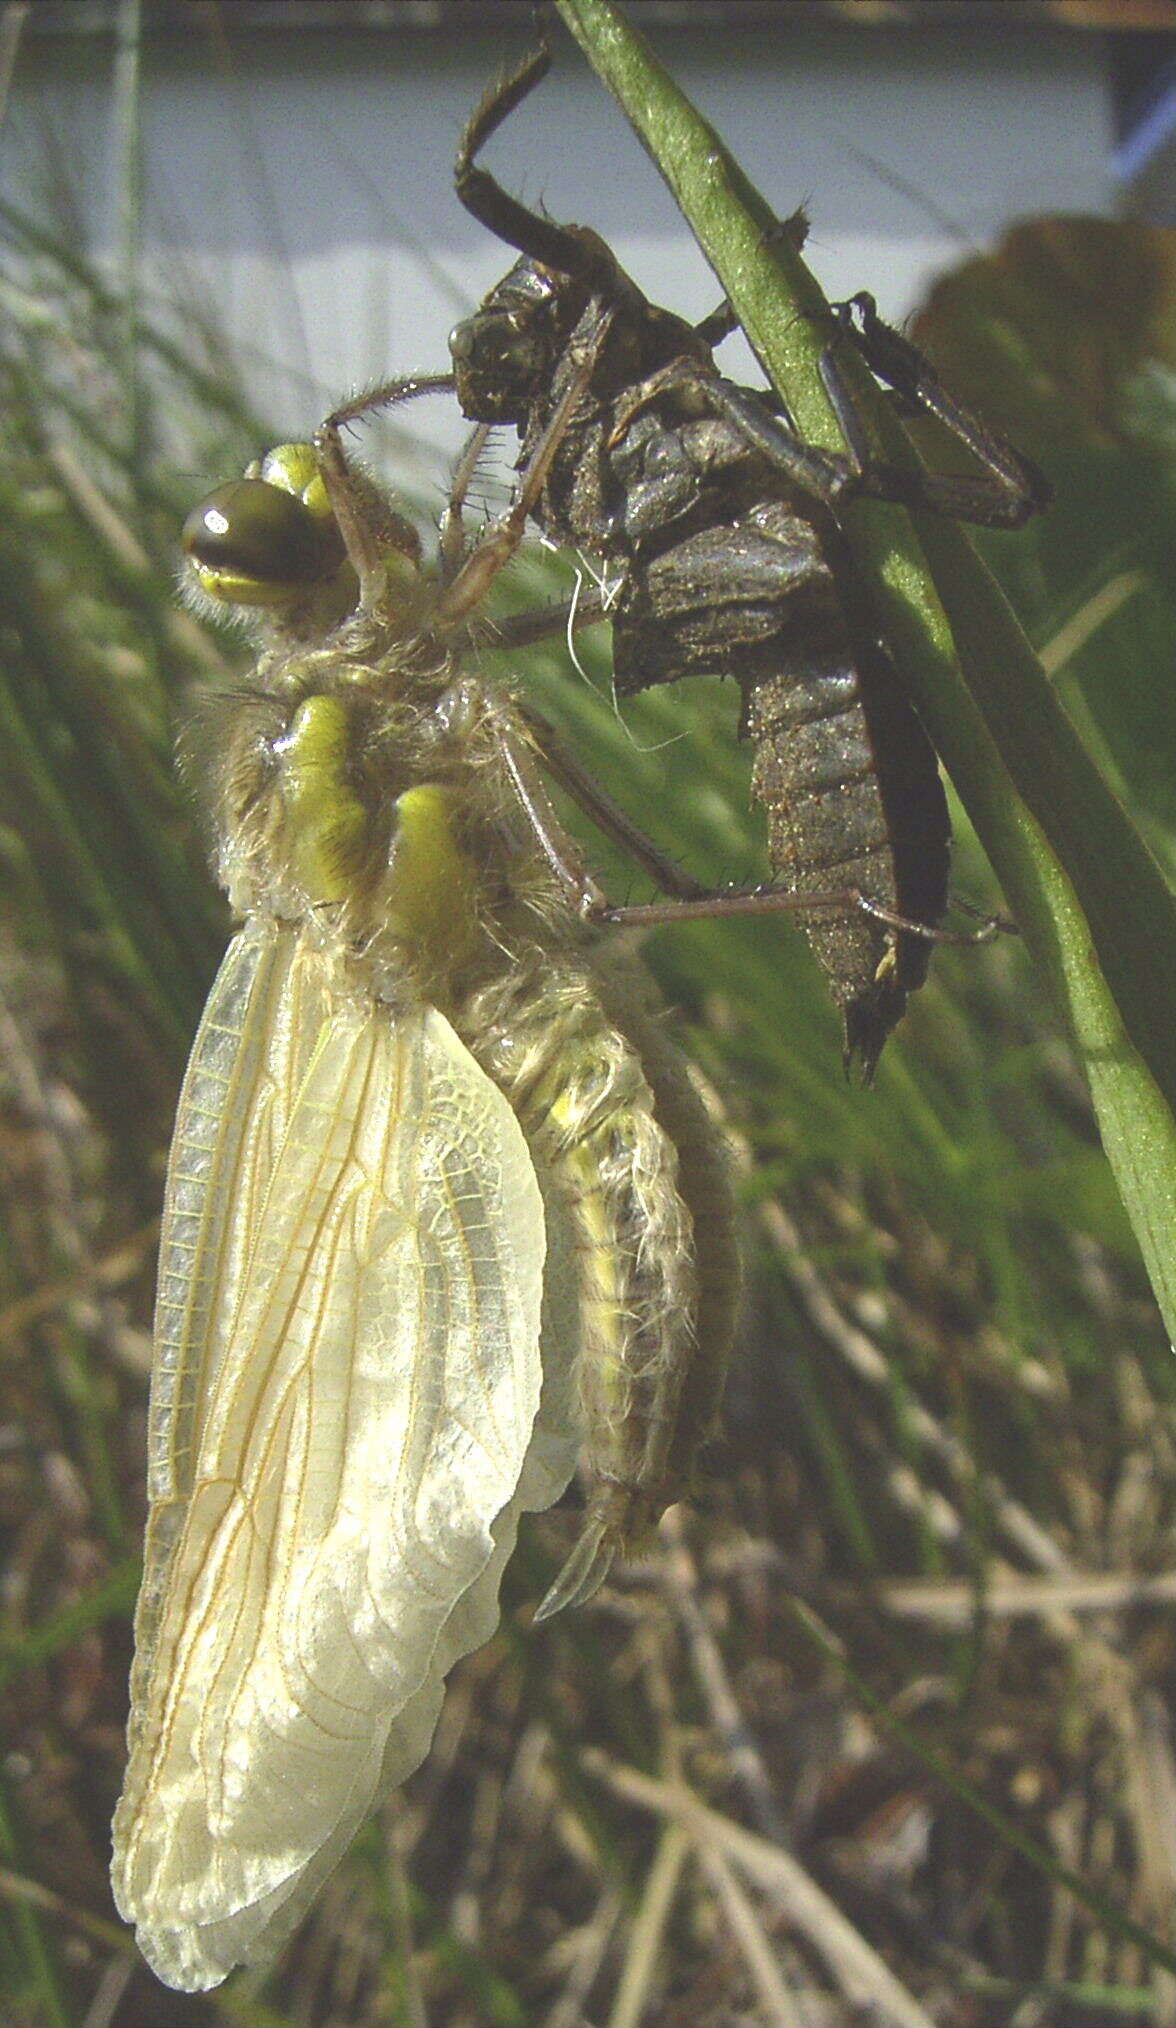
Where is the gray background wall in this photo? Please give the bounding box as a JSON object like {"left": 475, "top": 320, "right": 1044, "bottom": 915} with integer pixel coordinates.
{"left": 3, "top": 15, "right": 1116, "bottom": 492}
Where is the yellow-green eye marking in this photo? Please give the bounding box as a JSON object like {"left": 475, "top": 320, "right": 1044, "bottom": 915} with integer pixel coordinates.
{"left": 183, "top": 477, "right": 348, "bottom": 608}
{"left": 253, "top": 440, "right": 328, "bottom": 504}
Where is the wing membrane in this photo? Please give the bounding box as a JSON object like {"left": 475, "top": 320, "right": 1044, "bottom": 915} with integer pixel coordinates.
{"left": 112, "top": 922, "right": 570, "bottom": 1990}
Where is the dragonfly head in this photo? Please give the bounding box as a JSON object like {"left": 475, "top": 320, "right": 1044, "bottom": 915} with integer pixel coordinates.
{"left": 182, "top": 443, "right": 359, "bottom": 636}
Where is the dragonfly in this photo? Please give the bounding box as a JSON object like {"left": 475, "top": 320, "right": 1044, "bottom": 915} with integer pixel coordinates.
{"left": 110, "top": 389, "right": 742, "bottom": 1991}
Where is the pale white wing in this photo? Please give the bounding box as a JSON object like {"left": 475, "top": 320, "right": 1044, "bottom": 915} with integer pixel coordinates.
{"left": 112, "top": 921, "right": 564, "bottom": 1992}
{"left": 234, "top": 1163, "right": 586, "bottom": 1979}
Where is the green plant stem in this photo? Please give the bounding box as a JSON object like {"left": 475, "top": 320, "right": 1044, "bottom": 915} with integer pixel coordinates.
{"left": 0, "top": 1782, "right": 72, "bottom": 2028}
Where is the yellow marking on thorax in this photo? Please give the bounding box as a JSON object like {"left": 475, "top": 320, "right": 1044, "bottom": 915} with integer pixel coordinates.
{"left": 277, "top": 695, "right": 369, "bottom": 905}
{"left": 278, "top": 705, "right": 483, "bottom": 986}
{"left": 385, "top": 784, "right": 481, "bottom": 971}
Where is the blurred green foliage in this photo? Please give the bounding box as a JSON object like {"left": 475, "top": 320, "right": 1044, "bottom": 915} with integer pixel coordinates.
{"left": 1, "top": 90, "right": 1175, "bottom": 2028}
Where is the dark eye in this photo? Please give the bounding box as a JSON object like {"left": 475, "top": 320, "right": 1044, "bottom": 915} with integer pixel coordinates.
{"left": 448, "top": 311, "right": 549, "bottom": 423}
{"left": 447, "top": 317, "right": 477, "bottom": 369}
{"left": 449, "top": 311, "right": 538, "bottom": 370}
{"left": 183, "top": 479, "right": 345, "bottom": 602}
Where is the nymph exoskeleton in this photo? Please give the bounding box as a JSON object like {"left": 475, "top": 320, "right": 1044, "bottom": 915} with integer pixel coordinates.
{"left": 110, "top": 385, "right": 741, "bottom": 1990}
{"left": 449, "top": 44, "right": 1052, "bottom": 1074}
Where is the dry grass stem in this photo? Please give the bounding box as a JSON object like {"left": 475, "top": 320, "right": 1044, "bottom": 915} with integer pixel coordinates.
{"left": 693, "top": 1834, "right": 808, "bottom": 2027}
{"left": 581, "top": 1753, "right": 938, "bottom": 2028}
{"left": 608, "top": 1822, "right": 691, "bottom": 2028}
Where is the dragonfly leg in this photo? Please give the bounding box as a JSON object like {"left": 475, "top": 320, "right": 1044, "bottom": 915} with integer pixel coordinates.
{"left": 437, "top": 297, "right": 617, "bottom": 626}
{"left": 822, "top": 291, "right": 1052, "bottom": 527}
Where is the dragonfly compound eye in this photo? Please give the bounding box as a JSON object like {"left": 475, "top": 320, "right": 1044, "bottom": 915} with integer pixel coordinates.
{"left": 183, "top": 477, "right": 346, "bottom": 607}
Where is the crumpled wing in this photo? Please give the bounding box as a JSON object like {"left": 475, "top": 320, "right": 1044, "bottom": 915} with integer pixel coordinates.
{"left": 111, "top": 919, "right": 569, "bottom": 1991}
